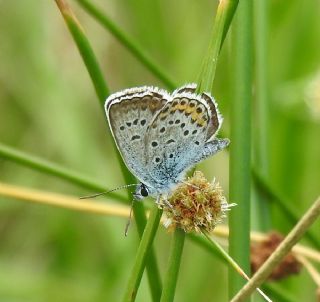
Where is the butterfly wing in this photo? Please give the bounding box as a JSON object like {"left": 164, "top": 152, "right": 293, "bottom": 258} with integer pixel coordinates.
{"left": 144, "top": 84, "right": 225, "bottom": 191}
{"left": 105, "top": 86, "right": 169, "bottom": 186}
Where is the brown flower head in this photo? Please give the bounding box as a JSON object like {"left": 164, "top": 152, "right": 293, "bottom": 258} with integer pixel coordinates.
{"left": 251, "top": 232, "right": 302, "bottom": 281}
{"left": 162, "top": 171, "right": 235, "bottom": 233}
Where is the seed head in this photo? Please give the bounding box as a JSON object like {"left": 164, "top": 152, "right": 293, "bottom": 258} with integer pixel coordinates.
{"left": 162, "top": 171, "right": 234, "bottom": 233}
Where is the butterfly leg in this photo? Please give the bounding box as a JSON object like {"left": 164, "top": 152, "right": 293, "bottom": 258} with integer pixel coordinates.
{"left": 196, "top": 138, "right": 230, "bottom": 163}
{"left": 155, "top": 194, "right": 173, "bottom": 209}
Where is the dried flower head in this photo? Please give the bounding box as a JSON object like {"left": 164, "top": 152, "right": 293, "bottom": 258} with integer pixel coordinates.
{"left": 251, "top": 232, "right": 302, "bottom": 281}
{"left": 162, "top": 171, "right": 234, "bottom": 233}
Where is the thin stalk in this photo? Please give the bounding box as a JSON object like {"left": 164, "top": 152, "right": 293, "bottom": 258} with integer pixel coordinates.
{"left": 231, "top": 196, "right": 320, "bottom": 302}
{"left": 76, "top": 0, "right": 175, "bottom": 90}
{"left": 55, "top": 1, "right": 162, "bottom": 299}
{"left": 187, "top": 233, "right": 224, "bottom": 261}
{"left": 55, "top": 0, "right": 134, "bottom": 185}
{"left": 202, "top": 231, "right": 271, "bottom": 302}
{"left": 263, "top": 284, "right": 297, "bottom": 302}
{"left": 221, "top": 0, "right": 239, "bottom": 47}
{"left": 123, "top": 206, "right": 163, "bottom": 302}
{"left": 198, "top": 0, "right": 239, "bottom": 93}
{"left": 160, "top": 228, "right": 186, "bottom": 302}
{"left": 131, "top": 203, "right": 163, "bottom": 301}
{"left": 228, "top": 0, "right": 253, "bottom": 299}
{"left": 253, "top": 0, "right": 271, "bottom": 230}
{"left": 55, "top": 0, "right": 108, "bottom": 103}
{"left": 0, "top": 181, "right": 129, "bottom": 217}
{"left": 0, "top": 143, "right": 126, "bottom": 201}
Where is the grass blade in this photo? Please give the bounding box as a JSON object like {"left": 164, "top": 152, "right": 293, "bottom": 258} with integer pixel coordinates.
{"left": 198, "top": 1, "right": 228, "bottom": 93}
{"left": 123, "top": 206, "right": 163, "bottom": 302}
{"left": 228, "top": 0, "right": 253, "bottom": 299}
{"left": 55, "top": 0, "right": 109, "bottom": 103}
{"left": 198, "top": 0, "right": 239, "bottom": 93}
{"left": 253, "top": 0, "right": 271, "bottom": 230}
{"left": 76, "top": 0, "right": 175, "bottom": 90}
{"left": 0, "top": 143, "right": 126, "bottom": 200}
{"left": 202, "top": 231, "right": 271, "bottom": 302}
{"left": 160, "top": 228, "right": 186, "bottom": 302}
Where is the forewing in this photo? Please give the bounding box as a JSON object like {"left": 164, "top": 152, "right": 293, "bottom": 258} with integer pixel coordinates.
{"left": 105, "top": 87, "right": 169, "bottom": 185}
{"left": 145, "top": 85, "right": 223, "bottom": 188}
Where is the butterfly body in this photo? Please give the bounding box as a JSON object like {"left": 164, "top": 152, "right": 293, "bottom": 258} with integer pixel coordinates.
{"left": 105, "top": 84, "right": 229, "bottom": 200}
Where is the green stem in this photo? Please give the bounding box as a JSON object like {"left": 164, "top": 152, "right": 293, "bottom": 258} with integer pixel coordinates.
{"left": 253, "top": 0, "right": 271, "bottom": 230}
{"left": 187, "top": 233, "right": 224, "bottom": 261}
{"left": 76, "top": 0, "right": 175, "bottom": 90}
{"left": 202, "top": 231, "right": 270, "bottom": 302}
{"left": 228, "top": 0, "right": 253, "bottom": 299}
{"left": 123, "top": 206, "right": 163, "bottom": 302}
{"left": 198, "top": 0, "right": 239, "bottom": 94}
{"left": 160, "top": 228, "right": 186, "bottom": 302}
{"left": 55, "top": 0, "right": 108, "bottom": 104}
{"left": 131, "top": 203, "right": 163, "bottom": 301}
{"left": 221, "top": 0, "right": 239, "bottom": 47}
{"left": 0, "top": 143, "right": 126, "bottom": 201}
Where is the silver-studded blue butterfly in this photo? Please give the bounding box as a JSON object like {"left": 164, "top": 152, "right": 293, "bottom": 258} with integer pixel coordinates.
{"left": 105, "top": 83, "right": 229, "bottom": 203}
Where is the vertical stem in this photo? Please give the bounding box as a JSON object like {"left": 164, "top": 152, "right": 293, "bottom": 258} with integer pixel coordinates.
{"left": 253, "top": 0, "right": 271, "bottom": 230}
{"left": 160, "top": 229, "right": 186, "bottom": 302}
{"left": 228, "top": 0, "right": 253, "bottom": 300}
{"left": 197, "top": 0, "right": 239, "bottom": 94}
{"left": 133, "top": 204, "right": 163, "bottom": 301}
{"left": 123, "top": 206, "right": 163, "bottom": 302}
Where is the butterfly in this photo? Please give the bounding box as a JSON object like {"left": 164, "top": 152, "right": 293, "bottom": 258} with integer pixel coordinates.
{"left": 105, "top": 83, "right": 229, "bottom": 203}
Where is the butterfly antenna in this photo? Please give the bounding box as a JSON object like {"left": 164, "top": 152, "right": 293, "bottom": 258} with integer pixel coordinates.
{"left": 125, "top": 198, "right": 135, "bottom": 237}
{"left": 79, "top": 184, "right": 138, "bottom": 199}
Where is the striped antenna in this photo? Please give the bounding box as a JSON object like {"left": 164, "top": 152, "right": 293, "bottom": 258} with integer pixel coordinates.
{"left": 79, "top": 184, "right": 138, "bottom": 199}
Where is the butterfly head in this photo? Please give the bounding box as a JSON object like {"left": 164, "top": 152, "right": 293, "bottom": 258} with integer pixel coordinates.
{"left": 134, "top": 183, "right": 156, "bottom": 200}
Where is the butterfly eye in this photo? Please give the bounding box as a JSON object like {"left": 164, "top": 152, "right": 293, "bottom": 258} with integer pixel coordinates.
{"left": 140, "top": 184, "right": 149, "bottom": 197}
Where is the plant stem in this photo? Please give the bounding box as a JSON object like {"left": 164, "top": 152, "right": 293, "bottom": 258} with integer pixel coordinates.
{"left": 0, "top": 143, "right": 126, "bottom": 200}
{"left": 0, "top": 181, "right": 129, "bottom": 217}
{"left": 131, "top": 203, "right": 163, "bottom": 301}
{"left": 123, "top": 206, "right": 163, "bottom": 302}
{"left": 198, "top": 0, "right": 239, "bottom": 93}
{"left": 160, "top": 228, "right": 186, "bottom": 302}
{"left": 231, "top": 196, "right": 320, "bottom": 302}
{"left": 76, "top": 0, "right": 175, "bottom": 90}
{"left": 55, "top": 0, "right": 109, "bottom": 104}
{"left": 221, "top": 0, "right": 239, "bottom": 46}
{"left": 228, "top": 0, "right": 253, "bottom": 299}
{"left": 202, "top": 231, "right": 271, "bottom": 302}
{"left": 253, "top": 0, "right": 271, "bottom": 230}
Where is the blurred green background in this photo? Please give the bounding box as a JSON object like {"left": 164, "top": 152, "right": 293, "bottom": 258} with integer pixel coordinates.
{"left": 0, "top": 0, "right": 319, "bottom": 301}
